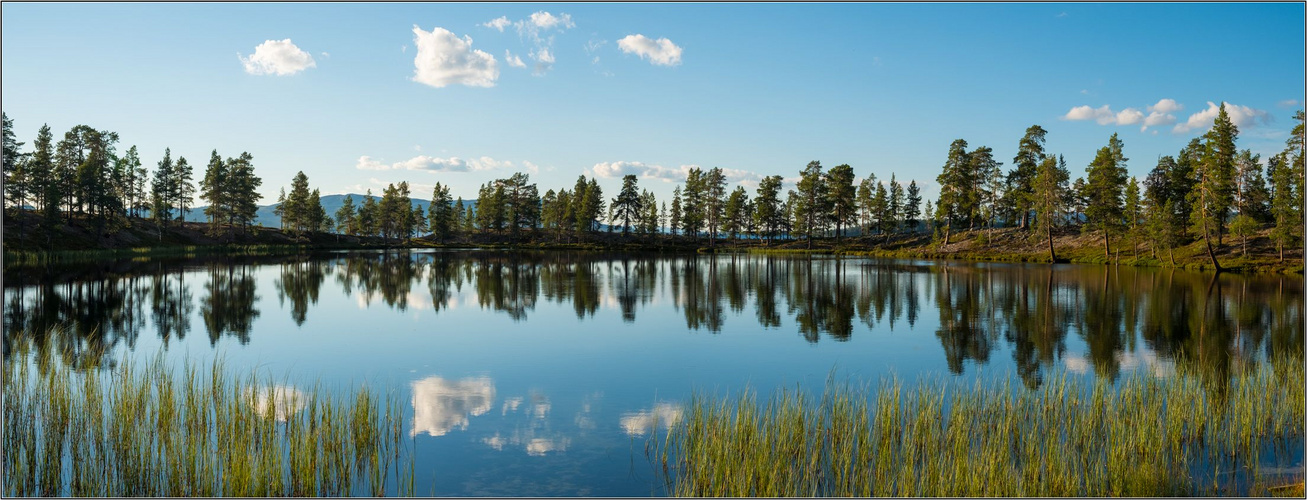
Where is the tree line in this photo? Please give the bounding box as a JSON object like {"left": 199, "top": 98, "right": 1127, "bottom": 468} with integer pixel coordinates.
{"left": 2, "top": 114, "right": 264, "bottom": 240}
{"left": 5, "top": 104, "right": 1304, "bottom": 270}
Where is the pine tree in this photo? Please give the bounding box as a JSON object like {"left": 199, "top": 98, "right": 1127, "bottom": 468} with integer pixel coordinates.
{"left": 824, "top": 164, "right": 857, "bottom": 242}
{"left": 612, "top": 174, "right": 642, "bottom": 234}
{"left": 888, "top": 174, "right": 905, "bottom": 235}
{"left": 286, "top": 171, "right": 312, "bottom": 234}
{"left": 200, "top": 149, "right": 228, "bottom": 234}
{"left": 703, "top": 167, "right": 727, "bottom": 246}
{"left": 1083, "top": 133, "right": 1128, "bottom": 258}
{"left": 934, "top": 139, "right": 970, "bottom": 245}
{"left": 856, "top": 176, "right": 874, "bottom": 235}
{"left": 723, "top": 186, "right": 749, "bottom": 242}
{"left": 3, "top": 112, "right": 28, "bottom": 212}
{"left": 753, "top": 175, "right": 783, "bottom": 244}
{"left": 358, "top": 189, "right": 378, "bottom": 237}
{"left": 335, "top": 194, "right": 357, "bottom": 235}
{"left": 175, "top": 155, "right": 194, "bottom": 223}
{"left": 151, "top": 148, "right": 176, "bottom": 227}
{"left": 429, "top": 182, "right": 454, "bottom": 241}
{"left": 793, "top": 161, "right": 828, "bottom": 248}
{"left": 1008, "top": 125, "right": 1048, "bottom": 229}
{"left": 1033, "top": 155, "right": 1070, "bottom": 261}
{"left": 1123, "top": 176, "right": 1142, "bottom": 257}
{"left": 904, "top": 180, "right": 922, "bottom": 234}
{"left": 1189, "top": 103, "right": 1239, "bottom": 270}
{"left": 669, "top": 186, "right": 683, "bottom": 236}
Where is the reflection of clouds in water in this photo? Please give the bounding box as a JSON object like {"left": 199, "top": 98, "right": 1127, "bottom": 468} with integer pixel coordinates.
{"left": 1062, "top": 351, "right": 1173, "bottom": 377}
{"left": 410, "top": 376, "right": 495, "bottom": 437}
{"left": 620, "top": 402, "right": 683, "bottom": 436}
{"left": 574, "top": 391, "right": 602, "bottom": 430}
{"left": 482, "top": 434, "right": 507, "bottom": 451}
{"left": 502, "top": 396, "right": 522, "bottom": 415}
{"left": 531, "top": 393, "right": 551, "bottom": 419}
{"left": 526, "top": 437, "right": 568, "bottom": 456}
{"left": 246, "top": 385, "right": 307, "bottom": 421}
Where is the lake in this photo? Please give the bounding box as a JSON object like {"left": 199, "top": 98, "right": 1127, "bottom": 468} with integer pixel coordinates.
{"left": 3, "top": 250, "right": 1302, "bottom": 496}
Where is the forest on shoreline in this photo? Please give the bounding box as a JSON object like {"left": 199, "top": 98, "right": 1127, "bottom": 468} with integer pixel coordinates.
{"left": 3, "top": 104, "right": 1303, "bottom": 274}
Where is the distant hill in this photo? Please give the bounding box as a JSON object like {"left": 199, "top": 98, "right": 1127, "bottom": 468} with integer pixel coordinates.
{"left": 185, "top": 194, "right": 474, "bottom": 228}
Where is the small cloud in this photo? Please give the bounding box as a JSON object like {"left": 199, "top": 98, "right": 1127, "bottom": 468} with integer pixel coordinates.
{"left": 528, "top": 11, "right": 574, "bottom": 30}
{"left": 1115, "top": 108, "right": 1143, "bottom": 126}
{"left": 320, "top": 52, "right": 330, "bottom": 58}
{"left": 1147, "top": 98, "right": 1183, "bottom": 114}
{"left": 505, "top": 50, "right": 526, "bottom": 68}
{"left": 483, "top": 16, "right": 511, "bottom": 32}
{"left": 617, "top": 34, "right": 682, "bottom": 66}
{"left": 1056, "top": 11, "right": 1068, "bottom": 18}
{"left": 1080, "top": 89, "right": 1090, "bottom": 95}
{"left": 591, "top": 161, "right": 761, "bottom": 184}
{"left": 584, "top": 39, "right": 608, "bottom": 64}
{"left": 1278, "top": 99, "right": 1301, "bottom": 108}
{"left": 414, "top": 145, "right": 422, "bottom": 151}
{"left": 411, "top": 26, "right": 498, "bottom": 88}
{"left": 531, "top": 47, "right": 555, "bottom": 75}
{"left": 523, "top": 161, "right": 540, "bottom": 174}
{"left": 1062, "top": 104, "right": 1117, "bottom": 125}
{"left": 1173, "top": 101, "right": 1272, "bottom": 134}
{"left": 238, "top": 39, "right": 316, "bottom": 76}
{"left": 357, "top": 155, "right": 511, "bottom": 173}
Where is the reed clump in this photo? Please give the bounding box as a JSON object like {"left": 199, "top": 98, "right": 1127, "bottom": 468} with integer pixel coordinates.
{"left": 2, "top": 337, "right": 413, "bottom": 497}
{"left": 656, "top": 356, "right": 1305, "bottom": 497}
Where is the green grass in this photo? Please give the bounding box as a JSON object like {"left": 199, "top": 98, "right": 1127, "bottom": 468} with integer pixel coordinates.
{"left": 654, "top": 356, "right": 1305, "bottom": 497}
{"left": 2, "top": 334, "right": 415, "bottom": 497}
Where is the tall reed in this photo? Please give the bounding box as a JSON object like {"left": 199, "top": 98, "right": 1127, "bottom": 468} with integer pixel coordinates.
{"left": 656, "top": 356, "right": 1305, "bottom": 497}
{"left": 2, "top": 334, "right": 416, "bottom": 497}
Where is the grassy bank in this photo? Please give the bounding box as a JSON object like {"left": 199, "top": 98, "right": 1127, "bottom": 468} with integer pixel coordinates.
{"left": 2, "top": 338, "right": 414, "bottom": 497}
{"left": 655, "top": 357, "right": 1304, "bottom": 497}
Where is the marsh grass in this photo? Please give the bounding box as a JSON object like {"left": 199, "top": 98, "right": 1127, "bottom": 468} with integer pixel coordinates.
{"left": 2, "top": 336, "right": 415, "bottom": 497}
{"left": 655, "top": 357, "right": 1305, "bottom": 497}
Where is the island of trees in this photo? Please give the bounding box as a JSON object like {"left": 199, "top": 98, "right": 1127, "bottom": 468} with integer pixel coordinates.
{"left": 3, "top": 104, "right": 1303, "bottom": 273}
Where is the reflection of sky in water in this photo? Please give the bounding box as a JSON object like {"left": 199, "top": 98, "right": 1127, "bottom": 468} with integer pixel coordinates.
{"left": 410, "top": 375, "right": 495, "bottom": 437}
{"left": 246, "top": 385, "right": 307, "bottom": 421}
{"left": 620, "top": 402, "right": 683, "bottom": 436}
{"left": 6, "top": 252, "right": 1299, "bottom": 496}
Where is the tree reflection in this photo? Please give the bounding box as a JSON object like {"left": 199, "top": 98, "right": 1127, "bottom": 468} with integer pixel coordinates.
{"left": 5, "top": 252, "right": 1301, "bottom": 384}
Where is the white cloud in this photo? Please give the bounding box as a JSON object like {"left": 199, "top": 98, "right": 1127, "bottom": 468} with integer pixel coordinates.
{"left": 591, "top": 161, "right": 762, "bottom": 185}
{"left": 1062, "top": 105, "right": 1117, "bottom": 125}
{"left": 528, "top": 11, "right": 574, "bottom": 30}
{"left": 411, "top": 26, "right": 498, "bottom": 88}
{"left": 356, "top": 155, "right": 511, "bottom": 173}
{"left": 410, "top": 376, "right": 495, "bottom": 437}
{"left": 1278, "top": 99, "right": 1301, "bottom": 108}
{"left": 238, "top": 39, "right": 316, "bottom": 76}
{"left": 617, "top": 34, "right": 682, "bottom": 66}
{"left": 483, "top": 16, "right": 511, "bottom": 32}
{"left": 246, "top": 385, "right": 307, "bottom": 421}
{"left": 1147, "top": 98, "right": 1183, "bottom": 114}
{"left": 523, "top": 160, "right": 540, "bottom": 174}
{"left": 584, "top": 39, "right": 608, "bottom": 64}
{"left": 1173, "top": 101, "right": 1272, "bottom": 134}
{"left": 1115, "top": 108, "right": 1143, "bottom": 126}
{"left": 505, "top": 50, "right": 526, "bottom": 68}
{"left": 530, "top": 47, "right": 555, "bottom": 75}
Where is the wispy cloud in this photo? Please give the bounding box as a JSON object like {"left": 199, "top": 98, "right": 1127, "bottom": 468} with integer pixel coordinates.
{"left": 1278, "top": 99, "right": 1301, "bottom": 108}
{"left": 482, "top": 16, "right": 511, "bottom": 32}
{"left": 505, "top": 50, "right": 526, "bottom": 68}
{"left": 357, "top": 155, "right": 512, "bottom": 173}
{"left": 239, "top": 39, "right": 316, "bottom": 76}
{"left": 411, "top": 26, "right": 498, "bottom": 88}
{"left": 591, "top": 161, "right": 761, "bottom": 185}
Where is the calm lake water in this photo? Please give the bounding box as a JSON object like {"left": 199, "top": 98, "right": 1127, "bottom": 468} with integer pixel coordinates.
{"left": 3, "top": 250, "right": 1303, "bottom": 496}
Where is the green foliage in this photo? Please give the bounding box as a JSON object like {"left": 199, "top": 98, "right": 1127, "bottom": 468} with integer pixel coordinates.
{"left": 1083, "top": 133, "right": 1129, "bottom": 255}
{"left": 793, "top": 160, "right": 829, "bottom": 246}
{"left": 752, "top": 176, "right": 784, "bottom": 243}
{"left": 824, "top": 164, "right": 857, "bottom": 239}
{"left": 612, "top": 174, "right": 642, "bottom": 234}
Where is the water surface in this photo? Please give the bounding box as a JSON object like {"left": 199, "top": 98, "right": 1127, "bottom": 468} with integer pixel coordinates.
{"left": 4, "top": 250, "right": 1301, "bottom": 496}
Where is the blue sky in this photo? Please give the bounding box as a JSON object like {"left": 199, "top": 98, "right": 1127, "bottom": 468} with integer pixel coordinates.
{"left": 3, "top": 2, "right": 1303, "bottom": 205}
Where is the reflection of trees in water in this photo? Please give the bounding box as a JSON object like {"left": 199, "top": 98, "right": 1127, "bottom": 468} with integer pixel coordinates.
{"left": 274, "top": 258, "right": 328, "bottom": 325}
{"left": 201, "top": 263, "right": 260, "bottom": 345}
{"left": 6, "top": 253, "right": 1302, "bottom": 383}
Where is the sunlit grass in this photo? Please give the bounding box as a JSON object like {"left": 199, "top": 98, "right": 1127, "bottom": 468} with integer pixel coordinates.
{"left": 2, "top": 333, "right": 414, "bottom": 497}
{"left": 655, "top": 357, "right": 1305, "bottom": 497}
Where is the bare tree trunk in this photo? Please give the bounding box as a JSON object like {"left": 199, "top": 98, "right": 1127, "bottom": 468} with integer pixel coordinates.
{"left": 1202, "top": 221, "right": 1222, "bottom": 272}
{"left": 1047, "top": 222, "right": 1056, "bottom": 262}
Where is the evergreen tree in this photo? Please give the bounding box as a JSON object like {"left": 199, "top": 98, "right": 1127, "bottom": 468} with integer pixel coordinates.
{"left": 3, "top": 112, "right": 28, "bottom": 212}
{"left": 453, "top": 197, "right": 467, "bottom": 237}
{"left": 1234, "top": 149, "right": 1270, "bottom": 223}
{"left": 888, "top": 174, "right": 905, "bottom": 234}
{"left": 753, "top": 175, "right": 783, "bottom": 244}
{"left": 119, "top": 146, "right": 143, "bottom": 219}
{"left": 1269, "top": 153, "right": 1300, "bottom": 261}
{"left": 358, "top": 189, "right": 378, "bottom": 237}
{"left": 335, "top": 194, "right": 357, "bottom": 235}
{"left": 151, "top": 148, "right": 176, "bottom": 226}
{"left": 904, "top": 180, "right": 922, "bottom": 233}
{"left": 1123, "top": 176, "right": 1143, "bottom": 257}
{"left": 1189, "top": 103, "right": 1239, "bottom": 270}
{"left": 681, "top": 168, "right": 705, "bottom": 239}
{"left": 703, "top": 167, "right": 727, "bottom": 246}
{"left": 969, "top": 145, "right": 1003, "bottom": 230}
{"left": 1032, "top": 155, "right": 1070, "bottom": 261}
{"left": 411, "top": 204, "right": 427, "bottom": 238}
{"left": 934, "top": 139, "right": 970, "bottom": 245}
{"left": 273, "top": 188, "right": 287, "bottom": 230}
{"left": 285, "top": 171, "right": 312, "bottom": 234}
{"left": 723, "top": 186, "right": 749, "bottom": 242}
{"left": 1008, "top": 125, "right": 1048, "bottom": 229}
{"left": 429, "top": 182, "right": 454, "bottom": 241}
{"left": 640, "top": 190, "right": 658, "bottom": 234}
{"left": 793, "top": 161, "right": 828, "bottom": 248}
{"left": 612, "top": 174, "right": 642, "bottom": 234}
{"left": 1083, "top": 133, "right": 1128, "bottom": 258}
{"left": 308, "top": 188, "right": 327, "bottom": 233}
{"left": 175, "top": 155, "right": 194, "bottom": 223}
{"left": 199, "top": 149, "right": 228, "bottom": 234}
{"left": 870, "top": 182, "right": 888, "bottom": 234}
{"left": 856, "top": 176, "right": 875, "bottom": 235}
{"left": 225, "top": 152, "right": 262, "bottom": 234}
{"left": 29, "top": 125, "right": 56, "bottom": 226}
{"left": 824, "top": 164, "right": 857, "bottom": 241}
{"left": 669, "top": 186, "right": 683, "bottom": 236}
